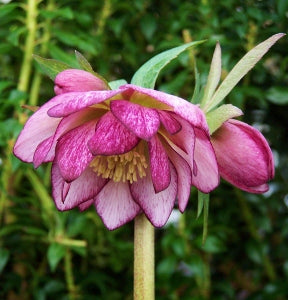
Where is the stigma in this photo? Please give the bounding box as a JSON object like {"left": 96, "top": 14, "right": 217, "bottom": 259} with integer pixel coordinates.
{"left": 89, "top": 144, "right": 148, "bottom": 183}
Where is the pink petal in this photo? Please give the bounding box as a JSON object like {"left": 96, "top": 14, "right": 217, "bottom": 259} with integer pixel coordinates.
{"left": 47, "top": 89, "right": 120, "bottom": 118}
{"left": 158, "top": 111, "right": 182, "bottom": 135}
{"left": 130, "top": 163, "right": 177, "bottom": 227}
{"left": 192, "top": 127, "right": 219, "bottom": 192}
{"left": 54, "top": 69, "right": 109, "bottom": 95}
{"left": 165, "top": 144, "right": 192, "bottom": 212}
{"left": 211, "top": 119, "right": 274, "bottom": 193}
{"left": 148, "top": 135, "right": 171, "bottom": 193}
{"left": 33, "top": 107, "right": 101, "bottom": 167}
{"left": 13, "top": 97, "right": 62, "bottom": 163}
{"left": 55, "top": 120, "right": 96, "bottom": 182}
{"left": 110, "top": 100, "right": 160, "bottom": 140}
{"left": 88, "top": 111, "right": 140, "bottom": 156}
{"left": 78, "top": 199, "right": 94, "bottom": 211}
{"left": 95, "top": 181, "right": 141, "bottom": 230}
{"left": 120, "top": 84, "right": 209, "bottom": 132}
{"left": 52, "top": 163, "right": 107, "bottom": 210}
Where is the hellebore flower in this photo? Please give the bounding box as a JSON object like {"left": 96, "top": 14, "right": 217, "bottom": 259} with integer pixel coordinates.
{"left": 14, "top": 69, "right": 219, "bottom": 230}
{"left": 210, "top": 118, "right": 274, "bottom": 193}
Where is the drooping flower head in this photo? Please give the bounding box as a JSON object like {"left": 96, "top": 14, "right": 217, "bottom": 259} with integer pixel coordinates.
{"left": 198, "top": 34, "right": 284, "bottom": 194}
{"left": 14, "top": 69, "right": 219, "bottom": 230}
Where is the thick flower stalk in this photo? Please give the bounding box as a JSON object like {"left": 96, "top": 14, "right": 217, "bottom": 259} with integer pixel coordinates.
{"left": 14, "top": 69, "right": 219, "bottom": 230}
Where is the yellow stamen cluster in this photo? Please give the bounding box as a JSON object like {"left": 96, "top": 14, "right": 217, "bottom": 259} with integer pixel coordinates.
{"left": 90, "top": 147, "right": 148, "bottom": 183}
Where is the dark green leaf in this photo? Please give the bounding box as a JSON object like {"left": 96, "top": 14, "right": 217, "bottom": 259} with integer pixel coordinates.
{"left": 47, "top": 243, "right": 66, "bottom": 272}
{"left": 267, "top": 86, "right": 288, "bottom": 105}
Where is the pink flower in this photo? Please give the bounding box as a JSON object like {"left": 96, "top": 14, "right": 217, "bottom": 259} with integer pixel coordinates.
{"left": 211, "top": 119, "right": 274, "bottom": 193}
{"left": 14, "top": 69, "right": 219, "bottom": 230}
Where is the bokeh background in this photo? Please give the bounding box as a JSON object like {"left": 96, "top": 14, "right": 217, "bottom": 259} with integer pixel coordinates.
{"left": 1, "top": 0, "right": 288, "bottom": 299}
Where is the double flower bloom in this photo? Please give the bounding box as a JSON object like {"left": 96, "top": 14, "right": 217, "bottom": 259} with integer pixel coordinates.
{"left": 14, "top": 69, "right": 274, "bottom": 230}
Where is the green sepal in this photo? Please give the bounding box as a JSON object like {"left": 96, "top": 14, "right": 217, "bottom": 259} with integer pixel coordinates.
{"left": 33, "top": 55, "right": 71, "bottom": 80}
{"left": 206, "top": 104, "right": 243, "bottom": 134}
{"left": 131, "top": 40, "right": 205, "bottom": 89}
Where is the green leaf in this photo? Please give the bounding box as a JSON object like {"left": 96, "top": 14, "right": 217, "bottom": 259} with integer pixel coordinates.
{"left": 201, "top": 42, "right": 222, "bottom": 108}
{"left": 205, "top": 33, "right": 285, "bottom": 112}
{"left": 47, "top": 243, "right": 66, "bottom": 272}
{"left": 197, "top": 191, "right": 210, "bottom": 244}
{"left": 75, "top": 50, "right": 94, "bottom": 73}
{"left": 266, "top": 86, "right": 288, "bottom": 105}
{"left": 131, "top": 40, "right": 205, "bottom": 88}
{"left": 0, "top": 247, "right": 10, "bottom": 274}
{"left": 206, "top": 104, "right": 243, "bottom": 134}
{"left": 109, "top": 79, "right": 128, "bottom": 90}
{"left": 75, "top": 51, "right": 110, "bottom": 88}
{"left": 33, "top": 55, "right": 70, "bottom": 80}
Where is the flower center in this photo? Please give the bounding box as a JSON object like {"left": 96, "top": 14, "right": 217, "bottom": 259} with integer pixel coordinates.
{"left": 89, "top": 144, "right": 148, "bottom": 183}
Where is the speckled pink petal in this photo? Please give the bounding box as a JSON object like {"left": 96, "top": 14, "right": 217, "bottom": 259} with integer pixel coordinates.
{"left": 33, "top": 107, "right": 100, "bottom": 168}
{"left": 148, "top": 135, "right": 171, "bottom": 193}
{"left": 55, "top": 120, "right": 96, "bottom": 182}
{"left": 211, "top": 119, "right": 274, "bottom": 193}
{"left": 52, "top": 163, "right": 107, "bottom": 210}
{"left": 13, "top": 97, "right": 63, "bottom": 163}
{"left": 130, "top": 163, "right": 177, "bottom": 227}
{"left": 88, "top": 111, "right": 140, "bottom": 156}
{"left": 95, "top": 181, "right": 141, "bottom": 230}
{"left": 110, "top": 100, "right": 160, "bottom": 140}
{"left": 120, "top": 84, "right": 209, "bottom": 132}
{"left": 47, "top": 89, "right": 120, "bottom": 118}
{"left": 192, "top": 127, "right": 219, "bottom": 193}
{"left": 158, "top": 111, "right": 182, "bottom": 135}
{"left": 165, "top": 144, "right": 192, "bottom": 212}
{"left": 54, "top": 69, "right": 109, "bottom": 95}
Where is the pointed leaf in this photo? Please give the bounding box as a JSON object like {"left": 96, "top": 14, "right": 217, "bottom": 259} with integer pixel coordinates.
{"left": 109, "top": 79, "right": 128, "bottom": 90}
{"left": 206, "top": 104, "right": 243, "bottom": 134}
{"left": 75, "top": 50, "right": 94, "bottom": 72}
{"left": 205, "top": 33, "right": 285, "bottom": 112}
{"left": 47, "top": 243, "right": 66, "bottom": 272}
{"left": 201, "top": 42, "right": 222, "bottom": 108}
{"left": 131, "top": 40, "right": 205, "bottom": 88}
{"left": 33, "top": 55, "right": 71, "bottom": 80}
{"left": 202, "top": 192, "right": 210, "bottom": 245}
{"left": 75, "top": 50, "right": 109, "bottom": 85}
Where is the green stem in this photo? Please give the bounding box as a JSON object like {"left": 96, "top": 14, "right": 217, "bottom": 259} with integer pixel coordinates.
{"left": 134, "top": 214, "right": 155, "bottom": 300}
{"left": 64, "top": 248, "right": 77, "bottom": 300}
{"left": 18, "top": 0, "right": 38, "bottom": 93}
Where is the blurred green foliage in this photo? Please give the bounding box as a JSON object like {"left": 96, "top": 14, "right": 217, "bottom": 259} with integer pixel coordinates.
{"left": 1, "top": 0, "right": 288, "bottom": 299}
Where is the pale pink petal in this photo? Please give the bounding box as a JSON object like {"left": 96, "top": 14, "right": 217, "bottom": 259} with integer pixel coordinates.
{"left": 13, "top": 97, "right": 63, "bottom": 163}
{"left": 47, "top": 89, "right": 120, "bottom": 118}
{"left": 158, "top": 111, "right": 182, "bottom": 135}
{"left": 33, "top": 136, "right": 54, "bottom": 168}
{"left": 211, "top": 119, "right": 274, "bottom": 193}
{"left": 55, "top": 120, "right": 96, "bottom": 182}
{"left": 78, "top": 199, "right": 94, "bottom": 211}
{"left": 88, "top": 111, "right": 140, "bottom": 156}
{"left": 52, "top": 163, "right": 107, "bottom": 210}
{"left": 148, "top": 135, "right": 171, "bottom": 193}
{"left": 95, "top": 181, "right": 141, "bottom": 230}
{"left": 130, "top": 163, "right": 177, "bottom": 227}
{"left": 120, "top": 84, "right": 209, "bottom": 132}
{"left": 54, "top": 69, "right": 109, "bottom": 95}
{"left": 110, "top": 100, "right": 160, "bottom": 140}
{"left": 192, "top": 127, "right": 219, "bottom": 192}
{"left": 33, "top": 107, "right": 101, "bottom": 167}
{"left": 165, "top": 144, "right": 192, "bottom": 212}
